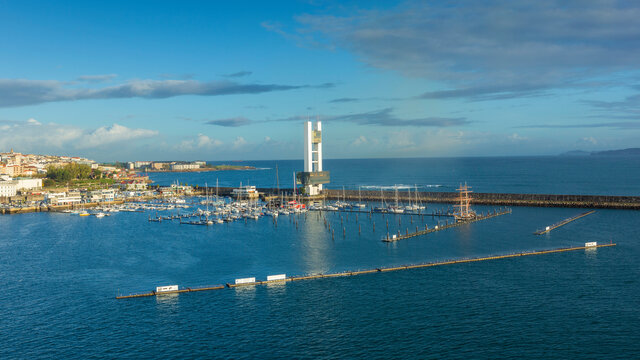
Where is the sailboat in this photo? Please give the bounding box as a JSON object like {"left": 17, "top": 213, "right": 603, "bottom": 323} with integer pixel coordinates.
{"left": 388, "top": 185, "right": 405, "bottom": 213}
{"left": 354, "top": 186, "right": 366, "bottom": 208}
{"left": 415, "top": 184, "right": 425, "bottom": 210}
{"left": 373, "top": 187, "right": 387, "bottom": 212}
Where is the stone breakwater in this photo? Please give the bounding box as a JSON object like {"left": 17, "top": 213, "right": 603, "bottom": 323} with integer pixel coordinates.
{"left": 195, "top": 187, "right": 640, "bottom": 209}
{"left": 321, "top": 189, "right": 640, "bottom": 209}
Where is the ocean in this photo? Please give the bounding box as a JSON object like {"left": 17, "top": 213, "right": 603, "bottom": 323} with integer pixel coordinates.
{"left": 149, "top": 156, "right": 640, "bottom": 195}
{"left": 1, "top": 156, "right": 639, "bottom": 359}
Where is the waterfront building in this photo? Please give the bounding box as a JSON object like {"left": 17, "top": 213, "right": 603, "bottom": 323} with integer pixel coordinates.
{"left": 119, "top": 179, "right": 148, "bottom": 191}
{"left": 56, "top": 192, "right": 82, "bottom": 205}
{"left": 232, "top": 185, "right": 259, "bottom": 199}
{"left": 171, "top": 163, "right": 201, "bottom": 171}
{"left": 0, "top": 181, "right": 17, "bottom": 197}
{"left": 14, "top": 178, "right": 43, "bottom": 191}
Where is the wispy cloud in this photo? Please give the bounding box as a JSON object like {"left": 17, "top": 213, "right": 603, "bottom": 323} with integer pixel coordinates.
{"left": 272, "top": 108, "right": 471, "bottom": 127}
{"left": 516, "top": 122, "right": 640, "bottom": 130}
{"left": 584, "top": 93, "right": 640, "bottom": 119}
{"left": 223, "top": 71, "right": 253, "bottom": 78}
{"left": 206, "top": 117, "right": 253, "bottom": 127}
{"left": 76, "top": 74, "right": 118, "bottom": 83}
{"left": 209, "top": 108, "right": 470, "bottom": 128}
{"left": 0, "top": 78, "right": 333, "bottom": 108}
{"left": 329, "top": 97, "right": 360, "bottom": 103}
{"left": 328, "top": 108, "right": 470, "bottom": 127}
{"left": 291, "top": 1, "right": 640, "bottom": 99}
{"left": 417, "top": 85, "right": 548, "bottom": 101}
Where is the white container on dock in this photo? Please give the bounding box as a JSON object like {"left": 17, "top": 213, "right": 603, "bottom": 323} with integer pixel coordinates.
{"left": 156, "top": 285, "right": 178, "bottom": 293}
{"left": 235, "top": 277, "right": 256, "bottom": 285}
{"left": 267, "top": 274, "right": 286, "bottom": 281}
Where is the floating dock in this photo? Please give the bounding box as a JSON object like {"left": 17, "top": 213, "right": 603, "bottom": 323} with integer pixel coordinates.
{"left": 310, "top": 207, "right": 455, "bottom": 217}
{"left": 116, "top": 242, "right": 615, "bottom": 300}
{"left": 534, "top": 210, "right": 596, "bottom": 235}
{"left": 383, "top": 208, "right": 511, "bottom": 242}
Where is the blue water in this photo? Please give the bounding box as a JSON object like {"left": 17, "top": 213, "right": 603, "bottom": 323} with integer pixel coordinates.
{"left": 1, "top": 157, "right": 640, "bottom": 359}
{"left": 148, "top": 156, "right": 640, "bottom": 195}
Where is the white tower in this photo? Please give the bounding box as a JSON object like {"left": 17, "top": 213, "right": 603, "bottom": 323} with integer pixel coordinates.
{"left": 300, "top": 120, "right": 329, "bottom": 196}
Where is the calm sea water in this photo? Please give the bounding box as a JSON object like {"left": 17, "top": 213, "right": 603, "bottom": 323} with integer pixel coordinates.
{"left": 148, "top": 156, "right": 640, "bottom": 195}
{"left": 1, "top": 157, "right": 639, "bottom": 359}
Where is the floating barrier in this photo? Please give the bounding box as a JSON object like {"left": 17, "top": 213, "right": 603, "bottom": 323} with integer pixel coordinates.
{"left": 115, "top": 243, "right": 616, "bottom": 300}
{"left": 534, "top": 210, "right": 596, "bottom": 235}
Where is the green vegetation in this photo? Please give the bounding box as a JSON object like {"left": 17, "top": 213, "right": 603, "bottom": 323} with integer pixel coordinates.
{"left": 44, "top": 163, "right": 110, "bottom": 189}
{"left": 46, "top": 163, "right": 93, "bottom": 181}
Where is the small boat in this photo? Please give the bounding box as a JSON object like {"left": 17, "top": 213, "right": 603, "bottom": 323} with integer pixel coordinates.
{"left": 79, "top": 211, "right": 90, "bottom": 217}
{"left": 95, "top": 212, "right": 106, "bottom": 218}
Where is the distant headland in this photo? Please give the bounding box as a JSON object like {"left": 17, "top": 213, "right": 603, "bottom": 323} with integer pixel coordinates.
{"left": 559, "top": 148, "right": 640, "bottom": 156}
{"left": 144, "top": 164, "right": 256, "bottom": 173}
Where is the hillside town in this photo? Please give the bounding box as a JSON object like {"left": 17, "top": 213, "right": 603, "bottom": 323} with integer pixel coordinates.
{"left": 0, "top": 150, "right": 188, "bottom": 208}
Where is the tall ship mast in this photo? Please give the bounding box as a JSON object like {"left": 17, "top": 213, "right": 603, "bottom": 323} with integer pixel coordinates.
{"left": 454, "top": 182, "right": 476, "bottom": 221}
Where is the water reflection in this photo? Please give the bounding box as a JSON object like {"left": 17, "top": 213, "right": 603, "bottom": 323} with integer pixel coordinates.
{"left": 298, "top": 212, "right": 332, "bottom": 275}
{"left": 155, "top": 293, "right": 179, "bottom": 310}
{"left": 233, "top": 285, "right": 256, "bottom": 300}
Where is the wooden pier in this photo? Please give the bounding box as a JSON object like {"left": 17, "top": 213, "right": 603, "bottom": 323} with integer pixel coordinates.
{"left": 115, "top": 243, "right": 615, "bottom": 300}
{"left": 382, "top": 208, "right": 512, "bottom": 242}
{"left": 534, "top": 210, "right": 596, "bottom": 235}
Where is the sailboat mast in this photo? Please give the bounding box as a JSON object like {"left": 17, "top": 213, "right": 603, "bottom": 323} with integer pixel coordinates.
{"left": 276, "top": 164, "right": 280, "bottom": 194}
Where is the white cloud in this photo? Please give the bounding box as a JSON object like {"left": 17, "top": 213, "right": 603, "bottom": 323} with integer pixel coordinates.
{"left": 580, "top": 136, "right": 598, "bottom": 145}
{"left": 175, "top": 134, "right": 223, "bottom": 152}
{"left": 352, "top": 135, "right": 368, "bottom": 146}
{"left": 197, "top": 134, "right": 223, "bottom": 148}
{"left": 0, "top": 119, "right": 158, "bottom": 153}
{"left": 508, "top": 133, "right": 527, "bottom": 142}
{"left": 233, "top": 136, "right": 247, "bottom": 148}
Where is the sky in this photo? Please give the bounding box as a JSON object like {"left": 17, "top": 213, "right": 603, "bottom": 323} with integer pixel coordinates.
{"left": 1, "top": 0, "right": 639, "bottom": 162}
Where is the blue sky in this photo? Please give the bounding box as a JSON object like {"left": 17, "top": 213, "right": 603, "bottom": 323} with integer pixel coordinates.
{"left": 1, "top": 0, "right": 639, "bottom": 161}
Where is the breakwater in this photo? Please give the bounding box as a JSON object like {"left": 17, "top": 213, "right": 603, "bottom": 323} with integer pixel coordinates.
{"left": 321, "top": 189, "right": 640, "bottom": 209}
{"left": 195, "top": 187, "right": 640, "bottom": 209}
{"left": 116, "top": 243, "right": 616, "bottom": 299}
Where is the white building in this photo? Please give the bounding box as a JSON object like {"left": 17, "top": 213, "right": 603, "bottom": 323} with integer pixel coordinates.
{"left": 14, "top": 178, "right": 43, "bottom": 191}
{"left": 0, "top": 181, "right": 17, "bottom": 197}
{"left": 101, "top": 189, "right": 116, "bottom": 201}
{"left": 232, "top": 185, "right": 259, "bottom": 198}
{"left": 171, "top": 163, "right": 200, "bottom": 171}
{"left": 54, "top": 193, "right": 82, "bottom": 205}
